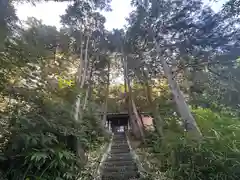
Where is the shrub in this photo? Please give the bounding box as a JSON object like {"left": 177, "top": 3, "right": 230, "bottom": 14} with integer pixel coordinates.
{"left": 0, "top": 95, "right": 107, "bottom": 180}
{"left": 145, "top": 108, "right": 240, "bottom": 180}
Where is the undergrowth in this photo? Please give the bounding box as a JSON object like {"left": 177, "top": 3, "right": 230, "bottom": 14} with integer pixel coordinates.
{"left": 0, "top": 92, "right": 108, "bottom": 180}
{"left": 142, "top": 108, "right": 240, "bottom": 180}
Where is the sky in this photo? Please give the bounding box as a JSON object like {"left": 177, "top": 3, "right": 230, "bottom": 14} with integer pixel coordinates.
{"left": 15, "top": 0, "right": 228, "bottom": 31}
{"left": 15, "top": 0, "right": 133, "bottom": 30}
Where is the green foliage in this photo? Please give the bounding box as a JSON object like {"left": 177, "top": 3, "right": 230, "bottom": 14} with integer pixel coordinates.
{"left": 6, "top": 0, "right": 240, "bottom": 179}
{"left": 144, "top": 108, "right": 240, "bottom": 180}
{"left": 0, "top": 90, "right": 107, "bottom": 180}
{"left": 81, "top": 111, "right": 107, "bottom": 150}
{"left": 0, "top": 99, "right": 79, "bottom": 179}
{"left": 1, "top": 1, "right": 112, "bottom": 178}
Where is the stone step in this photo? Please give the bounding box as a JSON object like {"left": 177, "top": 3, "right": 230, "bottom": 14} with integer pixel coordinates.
{"left": 112, "top": 141, "right": 128, "bottom": 144}
{"left": 113, "top": 135, "right": 126, "bottom": 137}
{"left": 110, "top": 148, "right": 130, "bottom": 153}
{"left": 113, "top": 137, "right": 126, "bottom": 140}
{"left": 112, "top": 138, "right": 127, "bottom": 142}
{"left": 112, "top": 138, "right": 126, "bottom": 141}
{"left": 102, "top": 165, "right": 138, "bottom": 173}
{"left": 111, "top": 143, "right": 128, "bottom": 147}
{"left": 110, "top": 151, "right": 131, "bottom": 155}
{"left": 114, "top": 132, "right": 125, "bottom": 134}
{"left": 101, "top": 132, "right": 140, "bottom": 179}
{"left": 112, "top": 138, "right": 127, "bottom": 141}
{"left": 106, "top": 155, "right": 132, "bottom": 161}
{"left": 110, "top": 151, "right": 130, "bottom": 155}
{"left": 112, "top": 138, "right": 127, "bottom": 140}
{"left": 107, "top": 152, "right": 132, "bottom": 159}
{"left": 102, "top": 171, "right": 140, "bottom": 180}
{"left": 111, "top": 145, "right": 129, "bottom": 149}
{"left": 103, "top": 160, "right": 136, "bottom": 167}
{"left": 113, "top": 134, "right": 126, "bottom": 137}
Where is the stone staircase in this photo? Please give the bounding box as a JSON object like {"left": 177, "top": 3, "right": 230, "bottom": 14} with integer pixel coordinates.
{"left": 101, "top": 132, "right": 140, "bottom": 180}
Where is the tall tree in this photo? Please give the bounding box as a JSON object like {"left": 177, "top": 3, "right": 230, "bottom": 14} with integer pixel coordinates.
{"left": 126, "top": 0, "right": 240, "bottom": 136}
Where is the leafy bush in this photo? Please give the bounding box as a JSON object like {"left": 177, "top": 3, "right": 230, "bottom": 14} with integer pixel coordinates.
{"left": 144, "top": 108, "right": 240, "bottom": 180}
{"left": 0, "top": 93, "right": 107, "bottom": 180}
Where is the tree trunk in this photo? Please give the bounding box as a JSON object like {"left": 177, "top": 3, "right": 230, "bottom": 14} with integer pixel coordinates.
{"left": 80, "top": 36, "right": 90, "bottom": 88}
{"left": 132, "top": 99, "right": 145, "bottom": 129}
{"left": 76, "top": 36, "right": 90, "bottom": 122}
{"left": 142, "top": 69, "right": 164, "bottom": 137}
{"left": 122, "top": 56, "right": 132, "bottom": 113}
{"left": 102, "top": 60, "right": 110, "bottom": 126}
{"left": 143, "top": 74, "right": 152, "bottom": 104}
{"left": 83, "top": 58, "right": 94, "bottom": 110}
{"left": 76, "top": 31, "right": 84, "bottom": 86}
{"left": 156, "top": 46, "right": 202, "bottom": 137}
{"left": 125, "top": 56, "right": 145, "bottom": 140}
{"left": 123, "top": 58, "right": 128, "bottom": 111}
{"left": 83, "top": 85, "right": 90, "bottom": 110}
{"left": 124, "top": 64, "right": 128, "bottom": 94}
{"left": 73, "top": 35, "right": 90, "bottom": 164}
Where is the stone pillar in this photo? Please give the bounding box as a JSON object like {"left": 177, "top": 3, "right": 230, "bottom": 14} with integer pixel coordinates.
{"left": 105, "top": 120, "right": 107, "bottom": 128}
{"left": 108, "top": 120, "right": 110, "bottom": 132}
